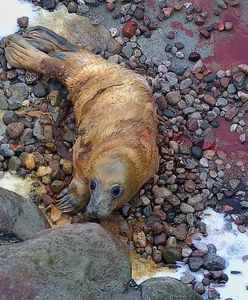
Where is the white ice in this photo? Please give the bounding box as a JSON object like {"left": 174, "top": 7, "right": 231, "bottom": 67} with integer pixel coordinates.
{"left": 0, "top": 0, "right": 35, "bottom": 39}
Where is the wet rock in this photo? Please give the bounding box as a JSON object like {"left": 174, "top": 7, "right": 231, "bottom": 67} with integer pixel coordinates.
{"left": 140, "top": 277, "right": 201, "bottom": 300}
{"left": 42, "top": 0, "right": 55, "bottom": 10}
{"left": 0, "top": 223, "right": 131, "bottom": 300}
{"left": 0, "top": 188, "right": 49, "bottom": 240}
{"left": 203, "top": 253, "right": 226, "bottom": 270}
{"left": 194, "top": 282, "right": 205, "bottom": 295}
{"left": 162, "top": 248, "right": 182, "bottom": 264}
{"left": 189, "top": 257, "right": 204, "bottom": 271}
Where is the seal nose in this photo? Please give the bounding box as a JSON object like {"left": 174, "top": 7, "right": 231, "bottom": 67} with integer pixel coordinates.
{"left": 86, "top": 206, "right": 99, "bottom": 218}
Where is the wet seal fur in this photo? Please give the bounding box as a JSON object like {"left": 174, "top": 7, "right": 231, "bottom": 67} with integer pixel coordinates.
{"left": 5, "top": 26, "right": 159, "bottom": 218}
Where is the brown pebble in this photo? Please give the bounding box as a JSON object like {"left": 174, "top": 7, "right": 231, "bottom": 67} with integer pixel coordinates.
{"left": 17, "top": 17, "right": 29, "bottom": 28}
{"left": 6, "top": 122, "right": 24, "bottom": 139}
{"left": 200, "top": 29, "right": 211, "bottom": 39}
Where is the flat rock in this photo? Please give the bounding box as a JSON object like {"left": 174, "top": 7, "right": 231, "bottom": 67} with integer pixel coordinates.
{"left": 0, "top": 223, "right": 131, "bottom": 300}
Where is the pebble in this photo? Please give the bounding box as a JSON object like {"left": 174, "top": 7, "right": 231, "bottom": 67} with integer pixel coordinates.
{"left": 133, "top": 230, "right": 147, "bottom": 248}
{"left": 33, "top": 82, "right": 47, "bottom": 98}
{"left": 166, "top": 91, "right": 181, "bottom": 105}
{"left": 36, "top": 166, "right": 52, "bottom": 177}
{"left": 189, "top": 257, "right": 204, "bottom": 272}
{"left": 180, "top": 203, "right": 195, "bottom": 214}
{"left": 122, "top": 21, "right": 138, "bottom": 39}
{"left": 154, "top": 187, "right": 172, "bottom": 199}
{"left": 0, "top": 144, "right": 14, "bottom": 157}
{"left": 199, "top": 158, "right": 209, "bottom": 167}
{"left": 194, "top": 282, "right": 205, "bottom": 295}
{"left": 51, "top": 180, "right": 64, "bottom": 194}
{"left": 191, "top": 146, "right": 203, "bottom": 159}
{"left": 8, "top": 156, "right": 21, "bottom": 174}
{"left": 6, "top": 122, "right": 24, "bottom": 139}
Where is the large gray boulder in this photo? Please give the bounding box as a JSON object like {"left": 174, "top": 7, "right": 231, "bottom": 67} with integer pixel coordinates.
{"left": 0, "top": 223, "right": 132, "bottom": 300}
{"left": 0, "top": 187, "right": 49, "bottom": 240}
{"left": 140, "top": 277, "right": 202, "bottom": 300}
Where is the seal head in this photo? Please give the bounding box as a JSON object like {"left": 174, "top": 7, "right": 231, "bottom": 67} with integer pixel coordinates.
{"left": 86, "top": 155, "right": 137, "bottom": 218}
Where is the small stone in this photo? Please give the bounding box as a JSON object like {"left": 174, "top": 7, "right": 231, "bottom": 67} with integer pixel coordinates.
{"left": 182, "top": 247, "right": 192, "bottom": 257}
{"left": 133, "top": 230, "right": 147, "bottom": 248}
{"left": 217, "top": 0, "right": 228, "bottom": 9}
{"left": 189, "top": 257, "right": 204, "bottom": 272}
{"left": 181, "top": 275, "right": 195, "bottom": 284}
{"left": 48, "top": 90, "right": 61, "bottom": 106}
{"left": 6, "top": 122, "right": 24, "bottom": 139}
{"left": 154, "top": 187, "right": 172, "bottom": 199}
{"left": 203, "top": 253, "right": 226, "bottom": 270}
{"left": 229, "top": 179, "right": 240, "bottom": 190}
{"left": 180, "top": 203, "right": 195, "bottom": 214}
{"left": 239, "top": 133, "right": 246, "bottom": 143}
{"left": 166, "top": 91, "right": 181, "bottom": 105}
{"left": 162, "top": 248, "right": 182, "bottom": 263}
{"left": 33, "top": 82, "right": 47, "bottom": 98}
{"left": 24, "top": 153, "right": 36, "bottom": 170}
{"left": 216, "top": 97, "right": 228, "bottom": 107}
{"left": 50, "top": 206, "right": 62, "bottom": 222}
{"left": 162, "top": 7, "right": 173, "bottom": 18}
{"left": 42, "top": 0, "right": 55, "bottom": 9}
{"left": 203, "top": 94, "right": 216, "bottom": 106}
{"left": 200, "top": 29, "right": 211, "bottom": 39}
{"left": 200, "top": 158, "right": 209, "bottom": 167}
{"left": 8, "top": 156, "right": 21, "bottom": 174}
{"left": 165, "top": 72, "right": 178, "bottom": 86}
{"left": 154, "top": 232, "right": 167, "bottom": 245}
{"left": 194, "top": 282, "right": 205, "bottom": 295}
{"left": 191, "top": 146, "right": 203, "bottom": 159}
{"left": 189, "top": 52, "right": 201, "bottom": 62}
{"left": 62, "top": 161, "right": 73, "bottom": 175}
{"left": 193, "top": 241, "right": 208, "bottom": 254}
{"left": 122, "top": 21, "right": 138, "bottom": 39}
{"left": 134, "top": 7, "right": 144, "bottom": 20}
{"left": 180, "top": 78, "right": 192, "bottom": 90}
{"left": 67, "top": 2, "right": 78, "bottom": 13}
{"left": 17, "top": 17, "right": 29, "bottom": 28}
{"left": 36, "top": 166, "right": 52, "bottom": 177}
{"left": 51, "top": 180, "right": 64, "bottom": 194}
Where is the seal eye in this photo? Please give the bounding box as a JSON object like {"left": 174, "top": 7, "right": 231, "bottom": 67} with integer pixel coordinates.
{"left": 111, "top": 185, "right": 122, "bottom": 198}
{"left": 89, "top": 180, "right": 97, "bottom": 191}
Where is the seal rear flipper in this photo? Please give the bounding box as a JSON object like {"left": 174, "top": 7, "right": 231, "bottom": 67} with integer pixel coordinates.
{"left": 5, "top": 34, "right": 76, "bottom": 86}
{"left": 24, "top": 26, "right": 80, "bottom": 53}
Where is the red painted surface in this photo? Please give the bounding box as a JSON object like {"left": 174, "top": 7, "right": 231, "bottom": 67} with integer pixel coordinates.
{"left": 171, "top": 21, "right": 195, "bottom": 38}
{"left": 193, "top": 0, "right": 248, "bottom": 69}
{"left": 214, "top": 118, "right": 248, "bottom": 158}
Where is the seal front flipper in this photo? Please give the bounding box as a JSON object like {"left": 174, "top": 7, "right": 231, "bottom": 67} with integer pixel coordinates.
{"left": 56, "top": 179, "right": 90, "bottom": 214}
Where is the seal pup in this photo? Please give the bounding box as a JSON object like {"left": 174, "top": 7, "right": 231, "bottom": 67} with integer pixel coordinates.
{"left": 5, "top": 26, "right": 159, "bottom": 218}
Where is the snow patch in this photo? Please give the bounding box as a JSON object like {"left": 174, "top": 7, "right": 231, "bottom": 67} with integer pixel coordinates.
{"left": 0, "top": 0, "right": 36, "bottom": 39}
